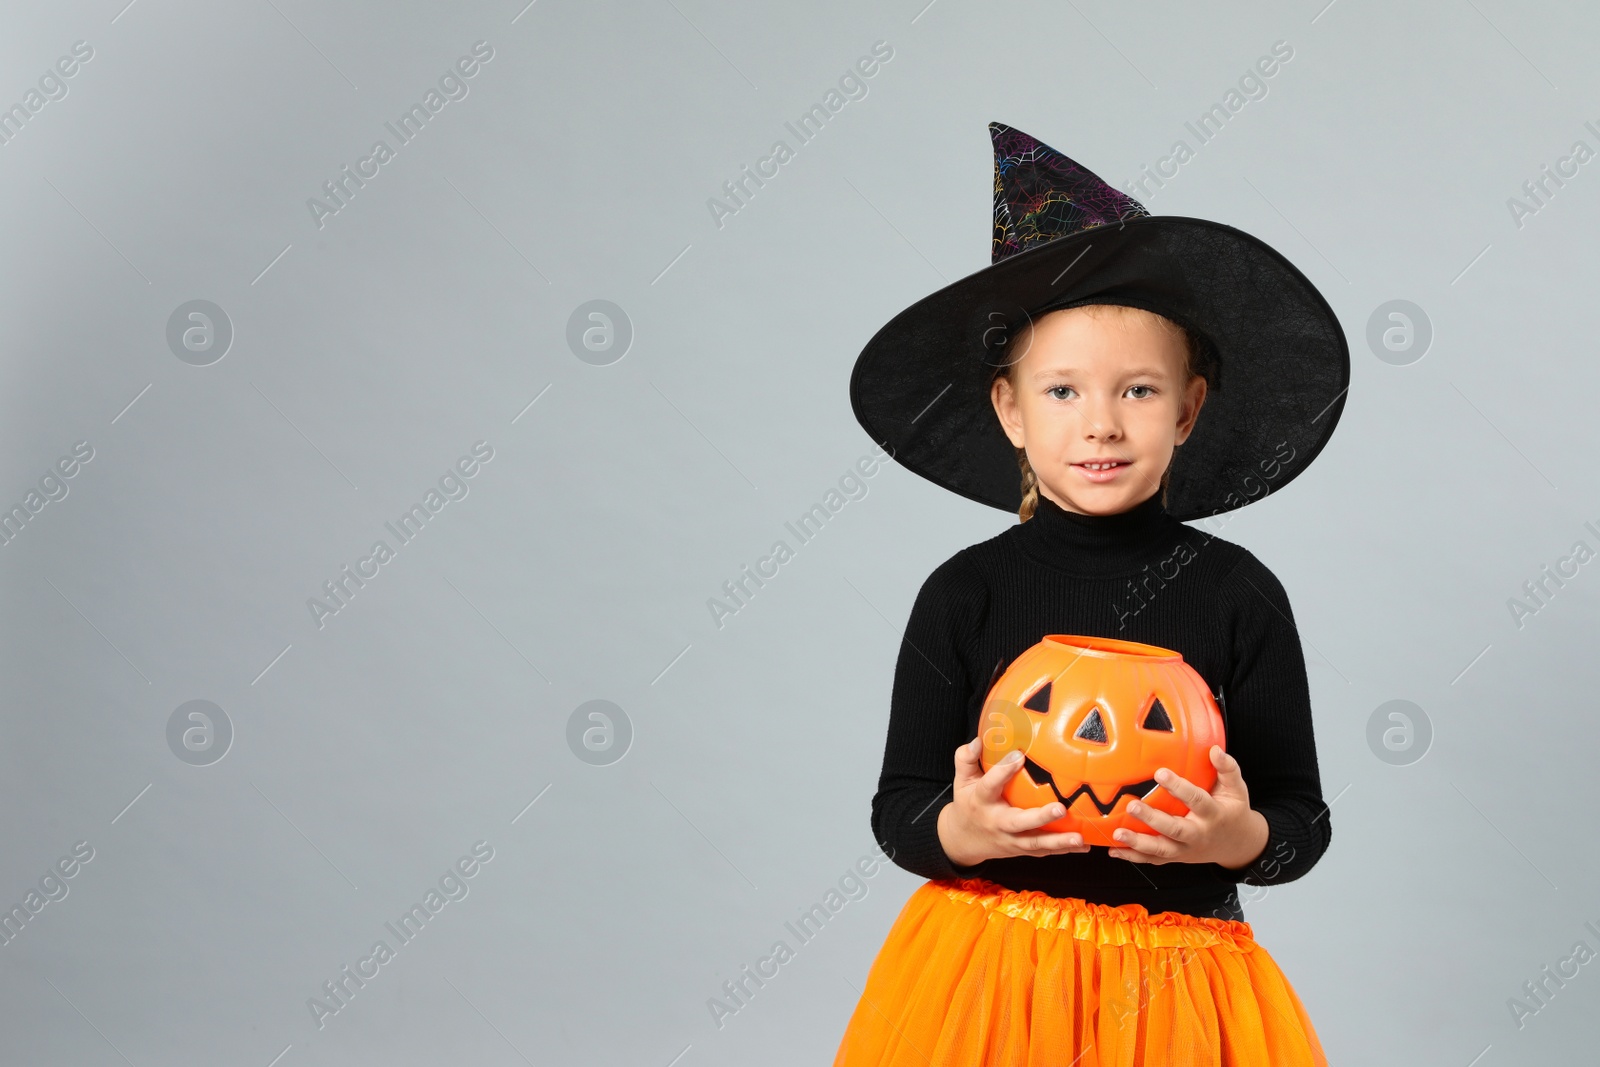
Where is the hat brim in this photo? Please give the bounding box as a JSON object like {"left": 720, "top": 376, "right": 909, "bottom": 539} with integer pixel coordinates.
{"left": 849, "top": 215, "right": 1350, "bottom": 521}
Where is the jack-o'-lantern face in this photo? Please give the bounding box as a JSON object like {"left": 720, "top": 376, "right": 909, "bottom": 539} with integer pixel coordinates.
{"left": 978, "top": 635, "right": 1226, "bottom": 847}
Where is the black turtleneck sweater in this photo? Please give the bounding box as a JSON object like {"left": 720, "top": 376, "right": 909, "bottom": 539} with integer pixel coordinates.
{"left": 870, "top": 490, "right": 1331, "bottom": 922}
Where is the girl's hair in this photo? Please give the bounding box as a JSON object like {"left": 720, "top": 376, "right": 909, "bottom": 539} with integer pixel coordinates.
{"left": 989, "top": 303, "right": 1211, "bottom": 522}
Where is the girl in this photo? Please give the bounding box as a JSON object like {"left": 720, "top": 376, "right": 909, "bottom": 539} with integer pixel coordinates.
{"left": 834, "top": 123, "right": 1348, "bottom": 1066}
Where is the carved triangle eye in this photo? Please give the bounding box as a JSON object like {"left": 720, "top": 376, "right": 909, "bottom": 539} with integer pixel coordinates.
{"left": 1074, "top": 707, "right": 1108, "bottom": 744}
{"left": 1142, "top": 698, "right": 1174, "bottom": 732}
{"left": 1023, "top": 681, "right": 1051, "bottom": 713}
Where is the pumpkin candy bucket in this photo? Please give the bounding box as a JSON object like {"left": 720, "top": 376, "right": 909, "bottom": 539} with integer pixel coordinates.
{"left": 978, "top": 635, "right": 1226, "bottom": 848}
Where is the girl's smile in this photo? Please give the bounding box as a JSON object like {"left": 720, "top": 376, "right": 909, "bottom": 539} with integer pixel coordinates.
{"left": 1072, "top": 458, "right": 1132, "bottom": 483}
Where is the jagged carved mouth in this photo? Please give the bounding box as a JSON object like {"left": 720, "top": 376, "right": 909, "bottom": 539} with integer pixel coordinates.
{"left": 1023, "top": 756, "right": 1158, "bottom": 816}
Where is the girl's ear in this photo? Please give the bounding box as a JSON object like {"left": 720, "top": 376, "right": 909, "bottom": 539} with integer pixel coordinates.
{"left": 1173, "top": 375, "right": 1207, "bottom": 446}
{"left": 991, "top": 375, "right": 1027, "bottom": 448}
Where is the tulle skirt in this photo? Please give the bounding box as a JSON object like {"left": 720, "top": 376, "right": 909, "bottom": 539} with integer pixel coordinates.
{"left": 834, "top": 877, "right": 1326, "bottom": 1067}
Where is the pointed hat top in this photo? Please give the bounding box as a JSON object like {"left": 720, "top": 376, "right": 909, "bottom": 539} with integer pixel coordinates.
{"left": 990, "top": 121, "right": 1150, "bottom": 264}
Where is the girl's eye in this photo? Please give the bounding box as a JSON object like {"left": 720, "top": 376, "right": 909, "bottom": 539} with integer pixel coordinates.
{"left": 1046, "top": 385, "right": 1154, "bottom": 400}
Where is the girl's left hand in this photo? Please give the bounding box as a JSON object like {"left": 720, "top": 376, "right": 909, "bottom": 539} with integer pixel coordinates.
{"left": 1106, "top": 745, "right": 1270, "bottom": 869}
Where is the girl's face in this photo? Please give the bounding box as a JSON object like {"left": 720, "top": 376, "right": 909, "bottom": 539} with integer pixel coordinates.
{"left": 990, "top": 305, "right": 1207, "bottom": 517}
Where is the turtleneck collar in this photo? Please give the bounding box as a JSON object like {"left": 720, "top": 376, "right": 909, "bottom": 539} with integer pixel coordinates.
{"left": 1012, "top": 489, "right": 1182, "bottom": 577}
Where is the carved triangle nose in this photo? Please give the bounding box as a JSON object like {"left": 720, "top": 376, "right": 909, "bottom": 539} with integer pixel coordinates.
{"left": 1142, "top": 698, "right": 1174, "bottom": 732}
{"left": 1074, "top": 707, "right": 1108, "bottom": 744}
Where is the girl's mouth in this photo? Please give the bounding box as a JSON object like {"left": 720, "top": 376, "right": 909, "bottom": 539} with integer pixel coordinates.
{"left": 1072, "top": 460, "right": 1129, "bottom": 484}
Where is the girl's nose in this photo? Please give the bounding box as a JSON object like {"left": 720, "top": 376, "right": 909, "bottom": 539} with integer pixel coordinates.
{"left": 1075, "top": 397, "right": 1121, "bottom": 439}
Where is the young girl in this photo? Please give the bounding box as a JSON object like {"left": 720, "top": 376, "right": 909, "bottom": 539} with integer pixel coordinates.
{"left": 834, "top": 123, "right": 1347, "bottom": 1066}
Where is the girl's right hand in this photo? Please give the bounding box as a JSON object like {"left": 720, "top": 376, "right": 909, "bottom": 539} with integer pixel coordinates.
{"left": 937, "top": 736, "right": 1093, "bottom": 867}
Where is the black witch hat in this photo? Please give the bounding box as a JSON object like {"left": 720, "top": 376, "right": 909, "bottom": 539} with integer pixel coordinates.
{"left": 849, "top": 121, "right": 1349, "bottom": 521}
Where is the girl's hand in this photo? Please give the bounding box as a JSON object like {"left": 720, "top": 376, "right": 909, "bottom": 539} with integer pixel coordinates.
{"left": 1107, "top": 745, "right": 1270, "bottom": 869}
{"left": 937, "top": 737, "right": 1093, "bottom": 867}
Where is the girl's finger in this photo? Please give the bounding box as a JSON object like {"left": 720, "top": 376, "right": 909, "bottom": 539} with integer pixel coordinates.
{"left": 1125, "top": 801, "right": 1188, "bottom": 842}
{"left": 1012, "top": 829, "right": 1089, "bottom": 854}
{"left": 953, "top": 738, "right": 983, "bottom": 780}
{"left": 1110, "top": 826, "right": 1177, "bottom": 861}
{"left": 1210, "top": 746, "right": 1243, "bottom": 783}
{"left": 980, "top": 750, "right": 1029, "bottom": 797}
{"left": 956, "top": 738, "right": 1006, "bottom": 790}
{"left": 1155, "top": 768, "right": 1209, "bottom": 809}
{"left": 1003, "top": 801, "right": 1068, "bottom": 833}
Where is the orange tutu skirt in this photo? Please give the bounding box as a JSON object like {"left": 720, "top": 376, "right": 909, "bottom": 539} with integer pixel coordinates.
{"left": 834, "top": 877, "right": 1326, "bottom": 1067}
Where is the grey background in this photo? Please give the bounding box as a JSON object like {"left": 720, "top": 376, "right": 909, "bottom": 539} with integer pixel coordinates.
{"left": 0, "top": 0, "right": 1595, "bottom": 1063}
